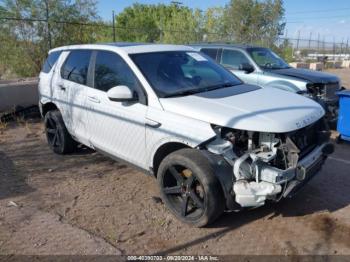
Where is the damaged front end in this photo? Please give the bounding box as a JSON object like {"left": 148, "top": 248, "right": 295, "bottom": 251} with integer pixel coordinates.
{"left": 201, "top": 119, "right": 334, "bottom": 210}
{"left": 306, "top": 82, "right": 342, "bottom": 127}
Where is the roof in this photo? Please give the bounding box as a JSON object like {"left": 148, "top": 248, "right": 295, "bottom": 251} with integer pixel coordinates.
{"left": 50, "top": 42, "right": 195, "bottom": 54}
{"left": 190, "top": 43, "right": 265, "bottom": 50}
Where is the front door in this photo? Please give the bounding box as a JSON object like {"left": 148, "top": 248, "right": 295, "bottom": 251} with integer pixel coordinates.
{"left": 86, "top": 50, "right": 148, "bottom": 168}
{"left": 220, "top": 49, "right": 258, "bottom": 84}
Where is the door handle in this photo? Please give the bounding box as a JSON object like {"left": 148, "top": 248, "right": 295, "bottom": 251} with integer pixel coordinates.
{"left": 88, "top": 96, "right": 100, "bottom": 103}
{"left": 58, "top": 84, "right": 66, "bottom": 91}
{"left": 145, "top": 118, "right": 161, "bottom": 128}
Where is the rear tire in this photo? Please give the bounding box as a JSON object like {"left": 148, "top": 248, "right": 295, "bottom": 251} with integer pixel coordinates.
{"left": 44, "top": 110, "right": 77, "bottom": 154}
{"left": 157, "top": 148, "right": 225, "bottom": 227}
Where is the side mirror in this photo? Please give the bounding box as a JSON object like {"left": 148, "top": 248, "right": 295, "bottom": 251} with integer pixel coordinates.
{"left": 238, "top": 63, "right": 254, "bottom": 74}
{"left": 107, "top": 85, "right": 137, "bottom": 102}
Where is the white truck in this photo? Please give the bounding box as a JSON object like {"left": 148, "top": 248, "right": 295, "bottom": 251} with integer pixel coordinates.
{"left": 38, "top": 43, "right": 334, "bottom": 227}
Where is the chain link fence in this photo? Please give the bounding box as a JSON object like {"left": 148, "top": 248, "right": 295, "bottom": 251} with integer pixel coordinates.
{"left": 1, "top": 16, "right": 350, "bottom": 78}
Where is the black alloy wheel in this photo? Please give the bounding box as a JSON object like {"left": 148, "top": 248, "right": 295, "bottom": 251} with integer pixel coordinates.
{"left": 157, "top": 149, "right": 225, "bottom": 227}
{"left": 44, "top": 110, "right": 76, "bottom": 154}
{"left": 162, "top": 165, "right": 205, "bottom": 219}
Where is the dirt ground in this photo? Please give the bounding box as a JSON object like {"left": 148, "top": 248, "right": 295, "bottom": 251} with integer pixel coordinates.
{"left": 0, "top": 122, "right": 350, "bottom": 256}
{"left": 0, "top": 69, "right": 350, "bottom": 256}
{"left": 326, "top": 68, "right": 350, "bottom": 88}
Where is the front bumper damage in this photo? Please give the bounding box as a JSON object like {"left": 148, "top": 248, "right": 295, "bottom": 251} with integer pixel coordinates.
{"left": 232, "top": 142, "right": 333, "bottom": 207}
{"left": 201, "top": 122, "right": 334, "bottom": 211}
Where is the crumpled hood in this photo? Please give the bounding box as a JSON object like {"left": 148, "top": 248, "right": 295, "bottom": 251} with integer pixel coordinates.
{"left": 271, "top": 68, "right": 339, "bottom": 84}
{"left": 159, "top": 85, "right": 325, "bottom": 133}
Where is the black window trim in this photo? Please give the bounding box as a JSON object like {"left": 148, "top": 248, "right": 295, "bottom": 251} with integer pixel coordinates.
{"left": 60, "top": 49, "right": 94, "bottom": 87}
{"left": 90, "top": 50, "right": 148, "bottom": 105}
{"left": 42, "top": 50, "right": 62, "bottom": 74}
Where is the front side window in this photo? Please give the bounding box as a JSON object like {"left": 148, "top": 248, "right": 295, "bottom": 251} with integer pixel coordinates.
{"left": 247, "top": 48, "right": 290, "bottom": 70}
{"left": 130, "top": 51, "right": 242, "bottom": 98}
{"left": 221, "top": 49, "right": 251, "bottom": 70}
{"left": 61, "top": 50, "right": 92, "bottom": 85}
{"left": 42, "top": 51, "right": 61, "bottom": 73}
{"left": 94, "top": 51, "right": 140, "bottom": 92}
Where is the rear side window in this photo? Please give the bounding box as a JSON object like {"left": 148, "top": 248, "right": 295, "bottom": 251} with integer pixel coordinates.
{"left": 61, "top": 50, "right": 92, "bottom": 85}
{"left": 200, "top": 48, "right": 219, "bottom": 61}
{"left": 94, "top": 51, "right": 141, "bottom": 92}
{"left": 42, "top": 51, "right": 61, "bottom": 73}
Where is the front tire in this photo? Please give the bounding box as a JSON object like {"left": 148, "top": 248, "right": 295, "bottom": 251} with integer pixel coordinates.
{"left": 44, "top": 110, "right": 76, "bottom": 154}
{"left": 157, "top": 149, "right": 225, "bottom": 227}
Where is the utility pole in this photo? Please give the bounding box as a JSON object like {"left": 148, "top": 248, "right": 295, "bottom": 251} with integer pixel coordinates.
{"left": 296, "top": 30, "right": 300, "bottom": 50}
{"left": 44, "top": 0, "right": 51, "bottom": 49}
{"left": 294, "top": 30, "right": 300, "bottom": 58}
{"left": 333, "top": 37, "right": 336, "bottom": 60}
{"left": 112, "top": 10, "right": 116, "bottom": 42}
{"left": 340, "top": 38, "right": 344, "bottom": 59}
{"left": 308, "top": 32, "right": 312, "bottom": 49}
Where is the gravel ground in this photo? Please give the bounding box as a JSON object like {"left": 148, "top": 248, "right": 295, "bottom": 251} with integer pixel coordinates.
{"left": 0, "top": 69, "right": 350, "bottom": 256}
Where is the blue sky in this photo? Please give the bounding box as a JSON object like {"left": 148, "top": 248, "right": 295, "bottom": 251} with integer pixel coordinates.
{"left": 97, "top": 0, "right": 350, "bottom": 42}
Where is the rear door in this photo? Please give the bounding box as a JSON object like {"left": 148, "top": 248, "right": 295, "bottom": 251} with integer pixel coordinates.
{"left": 220, "top": 48, "right": 258, "bottom": 84}
{"left": 85, "top": 50, "right": 148, "bottom": 168}
{"left": 58, "top": 50, "right": 93, "bottom": 145}
{"left": 38, "top": 51, "right": 62, "bottom": 102}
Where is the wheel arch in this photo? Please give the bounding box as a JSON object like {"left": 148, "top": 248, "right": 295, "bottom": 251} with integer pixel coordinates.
{"left": 264, "top": 79, "right": 304, "bottom": 93}
{"left": 41, "top": 102, "right": 58, "bottom": 117}
{"left": 152, "top": 142, "right": 191, "bottom": 177}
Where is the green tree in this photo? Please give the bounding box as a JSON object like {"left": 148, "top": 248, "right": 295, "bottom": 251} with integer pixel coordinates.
{"left": 223, "top": 0, "right": 285, "bottom": 45}
{"left": 202, "top": 7, "right": 225, "bottom": 42}
{"left": 161, "top": 5, "right": 202, "bottom": 43}
{"left": 273, "top": 38, "right": 294, "bottom": 62}
{"left": 115, "top": 3, "right": 160, "bottom": 42}
{"left": 0, "top": 0, "right": 100, "bottom": 78}
{"left": 115, "top": 3, "right": 202, "bottom": 44}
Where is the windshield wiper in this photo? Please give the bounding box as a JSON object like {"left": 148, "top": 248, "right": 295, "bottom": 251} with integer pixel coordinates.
{"left": 204, "top": 82, "right": 237, "bottom": 91}
{"left": 163, "top": 89, "right": 200, "bottom": 98}
{"left": 271, "top": 67, "right": 291, "bottom": 70}
{"left": 163, "top": 82, "right": 237, "bottom": 98}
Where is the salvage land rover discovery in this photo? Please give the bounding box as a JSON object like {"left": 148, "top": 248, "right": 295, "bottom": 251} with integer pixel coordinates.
{"left": 39, "top": 43, "right": 334, "bottom": 227}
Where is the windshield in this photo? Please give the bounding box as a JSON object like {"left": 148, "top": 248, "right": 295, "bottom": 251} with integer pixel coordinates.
{"left": 248, "top": 48, "right": 290, "bottom": 70}
{"left": 130, "top": 51, "right": 242, "bottom": 98}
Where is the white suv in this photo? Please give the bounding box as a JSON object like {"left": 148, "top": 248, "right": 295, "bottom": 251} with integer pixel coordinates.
{"left": 39, "top": 43, "right": 334, "bottom": 227}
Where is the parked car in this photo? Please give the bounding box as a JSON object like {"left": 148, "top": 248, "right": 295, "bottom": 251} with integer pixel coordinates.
{"left": 191, "top": 44, "right": 343, "bottom": 127}
{"left": 39, "top": 43, "right": 334, "bottom": 227}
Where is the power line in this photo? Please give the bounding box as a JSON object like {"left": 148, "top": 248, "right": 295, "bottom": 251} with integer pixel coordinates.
{"left": 1, "top": 16, "right": 347, "bottom": 41}
{"left": 0, "top": 16, "right": 109, "bottom": 26}
{"left": 0, "top": 16, "right": 223, "bottom": 35}
{"left": 0, "top": 16, "right": 46, "bottom": 22}
{"left": 288, "top": 7, "right": 350, "bottom": 15}
{"left": 286, "top": 14, "right": 350, "bottom": 24}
